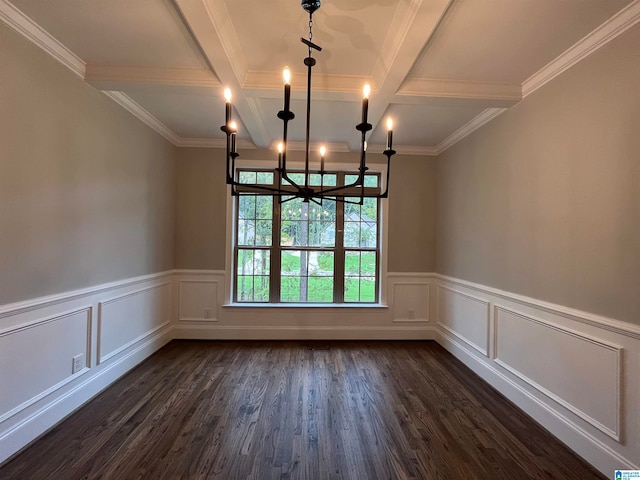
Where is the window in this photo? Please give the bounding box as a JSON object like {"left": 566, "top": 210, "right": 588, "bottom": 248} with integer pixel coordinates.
{"left": 233, "top": 169, "right": 380, "bottom": 303}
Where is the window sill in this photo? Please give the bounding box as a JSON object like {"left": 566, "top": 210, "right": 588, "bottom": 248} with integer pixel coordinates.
{"left": 223, "top": 303, "right": 389, "bottom": 309}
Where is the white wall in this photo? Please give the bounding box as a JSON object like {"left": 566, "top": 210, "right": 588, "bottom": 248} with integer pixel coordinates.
{"left": 434, "top": 274, "right": 640, "bottom": 475}
{"left": 2, "top": 270, "right": 638, "bottom": 476}
{"left": 0, "top": 273, "right": 173, "bottom": 463}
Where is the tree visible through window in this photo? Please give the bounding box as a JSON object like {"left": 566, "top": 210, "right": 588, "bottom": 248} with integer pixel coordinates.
{"left": 234, "top": 169, "right": 380, "bottom": 303}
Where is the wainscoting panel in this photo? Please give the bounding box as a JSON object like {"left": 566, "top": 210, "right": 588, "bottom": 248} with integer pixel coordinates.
{"left": 178, "top": 280, "right": 220, "bottom": 323}
{"left": 435, "top": 274, "right": 640, "bottom": 475}
{"left": 0, "top": 307, "right": 91, "bottom": 423}
{"left": 172, "top": 271, "right": 436, "bottom": 340}
{"left": 494, "top": 305, "right": 621, "bottom": 440}
{"left": 97, "top": 282, "right": 171, "bottom": 364}
{"left": 437, "top": 285, "right": 490, "bottom": 356}
{"left": 0, "top": 272, "right": 173, "bottom": 465}
{"left": 390, "top": 281, "right": 430, "bottom": 322}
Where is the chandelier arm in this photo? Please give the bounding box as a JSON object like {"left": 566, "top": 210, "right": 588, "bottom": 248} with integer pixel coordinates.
{"left": 221, "top": 0, "right": 398, "bottom": 203}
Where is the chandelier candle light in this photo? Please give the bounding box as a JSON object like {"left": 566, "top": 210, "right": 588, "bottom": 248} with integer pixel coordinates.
{"left": 221, "top": 0, "right": 397, "bottom": 204}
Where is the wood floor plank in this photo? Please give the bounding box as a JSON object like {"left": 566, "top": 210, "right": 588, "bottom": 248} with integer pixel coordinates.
{"left": 0, "top": 341, "right": 605, "bottom": 480}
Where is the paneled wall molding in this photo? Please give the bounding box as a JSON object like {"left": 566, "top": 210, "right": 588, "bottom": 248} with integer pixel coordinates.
{"left": 2, "top": 269, "right": 639, "bottom": 475}
{"left": 437, "top": 284, "right": 490, "bottom": 357}
{"left": 0, "top": 272, "right": 174, "bottom": 464}
{"left": 493, "top": 304, "right": 622, "bottom": 441}
{"left": 0, "top": 307, "right": 92, "bottom": 425}
{"left": 97, "top": 282, "right": 172, "bottom": 364}
{"left": 0, "top": 270, "right": 174, "bottom": 321}
{"left": 434, "top": 274, "right": 640, "bottom": 340}
{"left": 434, "top": 274, "right": 640, "bottom": 474}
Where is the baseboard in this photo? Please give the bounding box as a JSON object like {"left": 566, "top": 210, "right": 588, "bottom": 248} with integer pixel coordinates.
{"left": 173, "top": 325, "right": 437, "bottom": 340}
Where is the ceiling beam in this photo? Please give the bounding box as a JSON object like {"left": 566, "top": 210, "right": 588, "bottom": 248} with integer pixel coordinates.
{"left": 352, "top": 0, "right": 455, "bottom": 151}
{"left": 172, "top": 0, "right": 270, "bottom": 148}
{"left": 85, "top": 65, "right": 220, "bottom": 90}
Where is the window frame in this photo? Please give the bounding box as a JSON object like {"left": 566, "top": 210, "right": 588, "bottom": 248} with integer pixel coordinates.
{"left": 227, "top": 162, "right": 388, "bottom": 306}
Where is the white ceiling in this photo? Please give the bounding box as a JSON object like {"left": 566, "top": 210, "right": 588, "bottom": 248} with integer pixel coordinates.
{"left": 4, "top": 0, "right": 637, "bottom": 155}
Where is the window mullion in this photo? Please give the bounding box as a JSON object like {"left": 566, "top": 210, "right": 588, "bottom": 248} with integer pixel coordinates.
{"left": 334, "top": 174, "right": 345, "bottom": 303}
{"left": 271, "top": 196, "right": 282, "bottom": 303}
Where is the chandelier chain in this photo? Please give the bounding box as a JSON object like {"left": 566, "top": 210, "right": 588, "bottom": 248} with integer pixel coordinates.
{"left": 308, "top": 16, "right": 314, "bottom": 56}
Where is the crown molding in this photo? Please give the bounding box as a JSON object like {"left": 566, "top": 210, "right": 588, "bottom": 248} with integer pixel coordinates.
{"left": 398, "top": 78, "right": 522, "bottom": 103}
{"left": 176, "top": 138, "right": 256, "bottom": 149}
{"left": 102, "top": 91, "right": 180, "bottom": 145}
{"left": 391, "top": 145, "right": 439, "bottom": 156}
{"left": 522, "top": 0, "right": 640, "bottom": 97}
{"left": 0, "top": 0, "right": 85, "bottom": 77}
{"left": 243, "top": 71, "right": 371, "bottom": 96}
{"left": 435, "top": 108, "right": 507, "bottom": 154}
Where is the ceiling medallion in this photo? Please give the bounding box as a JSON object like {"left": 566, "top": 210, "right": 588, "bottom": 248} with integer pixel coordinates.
{"left": 221, "top": 0, "right": 397, "bottom": 204}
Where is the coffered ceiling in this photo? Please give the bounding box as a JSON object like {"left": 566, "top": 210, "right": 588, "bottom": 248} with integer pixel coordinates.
{"left": 3, "top": 0, "right": 638, "bottom": 155}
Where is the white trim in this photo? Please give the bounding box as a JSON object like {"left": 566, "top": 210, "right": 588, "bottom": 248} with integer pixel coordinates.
{"left": 493, "top": 304, "right": 622, "bottom": 441}
{"left": 102, "top": 92, "right": 180, "bottom": 145}
{"left": 435, "top": 108, "right": 507, "bottom": 154}
{"left": 398, "top": 78, "right": 522, "bottom": 102}
{"left": 437, "top": 284, "right": 490, "bottom": 357}
{"left": 0, "top": 325, "right": 172, "bottom": 463}
{"left": 0, "top": 0, "right": 85, "bottom": 78}
{"left": 435, "top": 273, "right": 640, "bottom": 340}
{"left": 0, "top": 307, "right": 92, "bottom": 424}
{"left": 173, "top": 325, "right": 437, "bottom": 340}
{"left": 436, "top": 325, "right": 638, "bottom": 474}
{"left": 0, "top": 271, "right": 173, "bottom": 320}
{"left": 522, "top": 0, "right": 640, "bottom": 97}
{"left": 96, "top": 282, "right": 171, "bottom": 364}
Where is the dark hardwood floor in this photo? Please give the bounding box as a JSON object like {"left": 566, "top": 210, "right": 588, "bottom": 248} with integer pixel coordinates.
{"left": 0, "top": 340, "right": 604, "bottom": 480}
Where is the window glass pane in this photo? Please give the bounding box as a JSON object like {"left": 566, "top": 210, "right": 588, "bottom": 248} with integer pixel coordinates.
{"left": 361, "top": 252, "right": 376, "bottom": 275}
{"left": 308, "top": 277, "right": 333, "bottom": 302}
{"left": 257, "top": 172, "right": 274, "bottom": 184}
{"left": 280, "top": 250, "right": 334, "bottom": 302}
{"left": 359, "top": 277, "right": 376, "bottom": 302}
{"left": 281, "top": 276, "right": 300, "bottom": 302}
{"left": 364, "top": 175, "right": 378, "bottom": 187}
{"left": 237, "top": 219, "right": 255, "bottom": 246}
{"left": 239, "top": 171, "right": 256, "bottom": 184}
{"left": 237, "top": 249, "right": 254, "bottom": 274}
{"left": 344, "top": 277, "right": 360, "bottom": 302}
{"left": 345, "top": 174, "right": 378, "bottom": 187}
{"left": 345, "top": 251, "right": 360, "bottom": 276}
{"left": 239, "top": 196, "right": 256, "bottom": 218}
{"left": 281, "top": 250, "right": 300, "bottom": 276}
{"left": 256, "top": 196, "right": 273, "bottom": 219}
{"left": 309, "top": 173, "right": 337, "bottom": 187}
{"left": 282, "top": 173, "right": 305, "bottom": 186}
{"left": 344, "top": 221, "right": 360, "bottom": 248}
{"left": 237, "top": 276, "right": 270, "bottom": 302}
{"left": 255, "top": 220, "right": 272, "bottom": 246}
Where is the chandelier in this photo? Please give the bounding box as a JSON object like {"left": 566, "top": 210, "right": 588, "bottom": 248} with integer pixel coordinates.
{"left": 221, "top": 0, "right": 397, "bottom": 205}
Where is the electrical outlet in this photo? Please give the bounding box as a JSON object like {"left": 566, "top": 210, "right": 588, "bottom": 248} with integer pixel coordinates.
{"left": 204, "top": 308, "right": 212, "bottom": 319}
{"left": 408, "top": 309, "right": 416, "bottom": 320}
{"left": 72, "top": 354, "right": 84, "bottom": 374}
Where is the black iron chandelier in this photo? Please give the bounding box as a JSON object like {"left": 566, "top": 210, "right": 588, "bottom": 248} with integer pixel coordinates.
{"left": 221, "top": 0, "right": 397, "bottom": 204}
